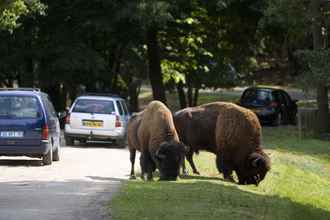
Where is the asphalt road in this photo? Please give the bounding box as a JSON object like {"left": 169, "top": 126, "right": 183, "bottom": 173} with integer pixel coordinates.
{"left": 0, "top": 141, "right": 131, "bottom": 220}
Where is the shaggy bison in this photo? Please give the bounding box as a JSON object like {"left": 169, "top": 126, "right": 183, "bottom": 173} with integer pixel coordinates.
{"left": 174, "top": 102, "right": 271, "bottom": 185}
{"left": 127, "top": 101, "right": 186, "bottom": 181}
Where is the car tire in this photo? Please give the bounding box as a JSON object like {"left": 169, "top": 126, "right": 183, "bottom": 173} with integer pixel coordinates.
{"left": 291, "top": 116, "right": 297, "bottom": 125}
{"left": 65, "top": 136, "right": 74, "bottom": 146}
{"left": 53, "top": 145, "right": 60, "bottom": 161}
{"left": 115, "top": 138, "right": 127, "bottom": 148}
{"left": 43, "top": 145, "right": 53, "bottom": 165}
{"left": 273, "top": 112, "right": 282, "bottom": 126}
{"left": 79, "top": 139, "right": 87, "bottom": 144}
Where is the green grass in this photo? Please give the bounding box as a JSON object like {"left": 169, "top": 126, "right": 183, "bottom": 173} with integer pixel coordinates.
{"left": 109, "top": 126, "right": 330, "bottom": 220}
{"left": 139, "top": 89, "right": 241, "bottom": 111}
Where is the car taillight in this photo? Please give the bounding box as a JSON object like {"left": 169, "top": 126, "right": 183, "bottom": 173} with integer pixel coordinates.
{"left": 115, "top": 115, "right": 122, "bottom": 127}
{"left": 42, "top": 125, "right": 49, "bottom": 140}
{"left": 269, "top": 101, "right": 278, "bottom": 108}
{"left": 65, "top": 114, "right": 71, "bottom": 124}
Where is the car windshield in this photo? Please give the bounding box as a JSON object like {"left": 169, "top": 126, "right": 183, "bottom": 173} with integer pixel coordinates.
{"left": 241, "top": 89, "right": 273, "bottom": 105}
{"left": 72, "top": 99, "right": 115, "bottom": 114}
{"left": 0, "top": 95, "right": 41, "bottom": 119}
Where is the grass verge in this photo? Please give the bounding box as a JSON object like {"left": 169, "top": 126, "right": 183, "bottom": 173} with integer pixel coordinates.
{"left": 108, "top": 126, "right": 330, "bottom": 220}
{"left": 139, "top": 88, "right": 241, "bottom": 112}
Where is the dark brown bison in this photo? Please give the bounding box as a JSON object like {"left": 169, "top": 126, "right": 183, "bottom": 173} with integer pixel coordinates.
{"left": 128, "top": 101, "right": 186, "bottom": 181}
{"left": 174, "top": 102, "right": 271, "bottom": 185}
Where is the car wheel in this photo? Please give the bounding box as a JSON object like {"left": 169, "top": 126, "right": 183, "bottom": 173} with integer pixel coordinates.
{"left": 115, "top": 138, "right": 127, "bottom": 148}
{"left": 43, "top": 145, "right": 53, "bottom": 165}
{"left": 53, "top": 143, "right": 60, "bottom": 162}
{"left": 65, "top": 136, "right": 74, "bottom": 146}
{"left": 291, "top": 115, "right": 297, "bottom": 125}
{"left": 273, "top": 112, "right": 282, "bottom": 126}
{"left": 79, "top": 139, "right": 87, "bottom": 144}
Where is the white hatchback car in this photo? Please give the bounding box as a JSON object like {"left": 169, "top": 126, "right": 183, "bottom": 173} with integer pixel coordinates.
{"left": 64, "top": 94, "right": 130, "bottom": 147}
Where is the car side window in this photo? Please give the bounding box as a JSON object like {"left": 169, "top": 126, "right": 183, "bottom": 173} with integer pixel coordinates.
{"left": 281, "top": 92, "right": 292, "bottom": 106}
{"left": 121, "top": 100, "right": 129, "bottom": 115}
{"left": 279, "top": 92, "right": 290, "bottom": 106}
{"left": 47, "top": 99, "right": 57, "bottom": 117}
{"left": 43, "top": 96, "right": 57, "bottom": 118}
{"left": 116, "top": 100, "right": 124, "bottom": 116}
{"left": 278, "top": 93, "right": 288, "bottom": 106}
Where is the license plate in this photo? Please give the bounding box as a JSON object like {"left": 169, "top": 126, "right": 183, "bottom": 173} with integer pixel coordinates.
{"left": 0, "top": 131, "right": 24, "bottom": 138}
{"left": 82, "top": 120, "right": 103, "bottom": 128}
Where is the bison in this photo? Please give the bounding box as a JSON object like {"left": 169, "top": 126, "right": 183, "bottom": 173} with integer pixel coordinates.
{"left": 128, "top": 101, "right": 186, "bottom": 181}
{"left": 174, "top": 102, "right": 271, "bottom": 185}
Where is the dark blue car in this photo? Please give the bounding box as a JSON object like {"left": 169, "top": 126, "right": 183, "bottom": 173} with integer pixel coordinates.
{"left": 0, "top": 88, "right": 60, "bottom": 165}
{"left": 239, "top": 87, "right": 298, "bottom": 126}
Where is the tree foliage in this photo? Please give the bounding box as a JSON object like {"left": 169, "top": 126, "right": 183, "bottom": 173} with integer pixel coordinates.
{"left": 0, "top": 0, "right": 45, "bottom": 31}
{"left": 297, "top": 49, "right": 330, "bottom": 88}
{"left": 3, "top": 0, "right": 326, "bottom": 113}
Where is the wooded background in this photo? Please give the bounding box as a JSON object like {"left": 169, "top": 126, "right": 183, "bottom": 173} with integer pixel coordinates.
{"left": 1, "top": 0, "right": 330, "bottom": 132}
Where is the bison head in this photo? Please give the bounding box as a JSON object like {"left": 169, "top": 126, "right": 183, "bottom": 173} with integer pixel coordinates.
{"left": 154, "top": 141, "right": 186, "bottom": 181}
{"left": 237, "top": 152, "right": 271, "bottom": 186}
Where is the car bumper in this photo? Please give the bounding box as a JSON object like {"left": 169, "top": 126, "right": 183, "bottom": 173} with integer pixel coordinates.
{"left": 0, "top": 141, "right": 51, "bottom": 157}
{"left": 64, "top": 126, "right": 125, "bottom": 141}
{"left": 253, "top": 109, "right": 278, "bottom": 124}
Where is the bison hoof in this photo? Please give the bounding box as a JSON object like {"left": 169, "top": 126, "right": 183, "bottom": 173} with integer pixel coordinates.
{"left": 193, "top": 171, "right": 200, "bottom": 175}
{"left": 129, "top": 175, "right": 136, "bottom": 180}
{"left": 223, "top": 175, "right": 235, "bottom": 183}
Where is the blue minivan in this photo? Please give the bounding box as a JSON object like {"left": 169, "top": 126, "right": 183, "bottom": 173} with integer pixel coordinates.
{"left": 0, "top": 88, "right": 60, "bottom": 165}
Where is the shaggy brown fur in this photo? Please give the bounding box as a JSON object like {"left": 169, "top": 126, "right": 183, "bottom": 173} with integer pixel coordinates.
{"left": 128, "top": 101, "right": 185, "bottom": 181}
{"left": 174, "top": 102, "right": 271, "bottom": 185}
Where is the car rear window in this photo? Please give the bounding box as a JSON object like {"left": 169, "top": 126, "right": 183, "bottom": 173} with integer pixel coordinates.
{"left": 72, "top": 99, "right": 115, "bottom": 114}
{"left": 0, "top": 95, "right": 41, "bottom": 119}
{"left": 242, "top": 89, "right": 273, "bottom": 103}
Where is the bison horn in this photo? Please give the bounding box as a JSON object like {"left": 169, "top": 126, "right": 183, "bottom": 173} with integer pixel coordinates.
{"left": 252, "top": 158, "right": 261, "bottom": 168}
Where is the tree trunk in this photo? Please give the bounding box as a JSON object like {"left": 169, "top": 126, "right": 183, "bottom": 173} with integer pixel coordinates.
{"left": 193, "top": 87, "right": 199, "bottom": 107}
{"left": 111, "top": 44, "right": 124, "bottom": 93}
{"left": 187, "top": 85, "right": 193, "bottom": 107}
{"left": 311, "top": 0, "right": 330, "bottom": 133}
{"left": 128, "top": 78, "right": 141, "bottom": 113}
{"left": 186, "top": 74, "right": 193, "bottom": 107}
{"left": 176, "top": 80, "right": 187, "bottom": 109}
{"left": 20, "top": 58, "right": 34, "bottom": 87}
{"left": 146, "top": 27, "right": 166, "bottom": 104}
{"left": 111, "top": 60, "right": 120, "bottom": 93}
{"left": 316, "top": 86, "right": 330, "bottom": 132}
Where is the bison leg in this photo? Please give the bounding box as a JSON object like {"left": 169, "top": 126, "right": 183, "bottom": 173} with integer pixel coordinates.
{"left": 129, "top": 149, "right": 136, "bottom": 179}
{"left": 181, "top": 157, "right": 188, "bottom": 176}
{"left": 216, "top": 153, "right": 235, "bottom": 183}
{"left": 215, "top": 154, "right": 223, "bottom": 173}
{"left": 140, "top": 150, "right": 154, "bottom": 181}
{"left": 186, "top": 151, "right": 200, "bottom": 175}
{"left": 139, "top": 153, "right": 146, "bottom": 180}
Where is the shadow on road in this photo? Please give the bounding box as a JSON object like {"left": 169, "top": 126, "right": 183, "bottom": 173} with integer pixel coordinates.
{"left": 65, "top": 141, "right": 127, "bottom": 150}
{"left": 86, "top": 176, "right": 127, "bottom": 182}
{"left": 0, "top": 159, "right": 42, "bottom": 167}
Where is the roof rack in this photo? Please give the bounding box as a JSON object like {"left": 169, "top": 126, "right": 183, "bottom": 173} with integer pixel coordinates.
{"left": 0, "top": 88, "right": 41, "bottom": 92}
{"left": 80, "top": 92, "right": 121, "bottom": 98}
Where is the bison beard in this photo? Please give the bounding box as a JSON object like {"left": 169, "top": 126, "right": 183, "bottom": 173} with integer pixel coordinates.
{"left": 128, "top": 101, "right": 186, "bottom": 181}
{"left": 174, "top": 102, "right": 271, "bottom": 186}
